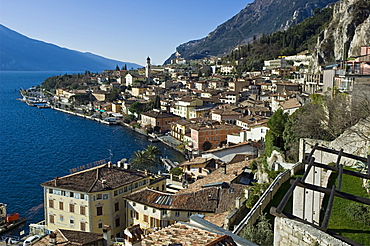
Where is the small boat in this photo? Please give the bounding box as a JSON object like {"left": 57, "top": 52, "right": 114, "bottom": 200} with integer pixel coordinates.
{"left": 0, "top": 203, "right": 26, "bottom": 235}
{"left": 149, "top": 138, "right": 159, "bottom": 142}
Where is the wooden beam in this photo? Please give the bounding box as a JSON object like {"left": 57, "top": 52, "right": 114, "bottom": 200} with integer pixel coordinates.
{"left": 337, "top": 164, "right": 343, "bottom": 191}
{"left": 335, "top": 148, "right": 343, "bottom": 168}
{"left": 276, "top": 177, "right": 301, "bottom": 214}
{"left": 290, "top": 180, "right": 370, "bottom": 206}
{"left": 301, "top": 157, "right": 315, "bottom": 182}
{"left": 312, "top": 162, "right": 370, "bottom": 180}
{"left": 321, "top": 185, "right": 336, "bottom": 231}
{"left": 315, "top": 145, "right": 367, "bottom": 163}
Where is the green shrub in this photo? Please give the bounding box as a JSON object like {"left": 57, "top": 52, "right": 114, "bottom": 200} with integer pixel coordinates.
{"left": 346, "top": 202, "right": 370, "bottom": 226}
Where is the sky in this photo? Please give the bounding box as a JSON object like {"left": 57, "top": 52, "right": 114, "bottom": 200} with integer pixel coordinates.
{"left": 0, "top": 0, "right": 253, "bottom": 66}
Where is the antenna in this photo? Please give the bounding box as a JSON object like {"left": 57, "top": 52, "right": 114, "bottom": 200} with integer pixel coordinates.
{"left": 108, "top": 148, "right": 113, "bottom": 162}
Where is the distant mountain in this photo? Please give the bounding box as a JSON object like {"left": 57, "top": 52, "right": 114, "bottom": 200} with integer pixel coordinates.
{"left": 165, "top": 0, "right": 338, "bottom": 64}
{"left": 310, "top": 0, "right": 370, "bottom": 72}
{"left": 0, "top": 24, "right": 142, "bottom": 71}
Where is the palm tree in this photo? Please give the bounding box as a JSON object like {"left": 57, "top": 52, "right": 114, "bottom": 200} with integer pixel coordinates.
{"left": 130, "top": 145, "right": 163, "bottom": 173}
{"left": 130, "top": 150, "right": 150, "bottom": 171}
{"left": 145, "top": 145, "right": 162, "bottom": 161}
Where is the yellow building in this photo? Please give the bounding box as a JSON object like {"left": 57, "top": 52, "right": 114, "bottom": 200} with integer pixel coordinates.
{"left": 130, "top": 87, "right": 147, "bottom": 97}
{"left": 123, "top": 183, "right": 244, "bottom": 232}
{"left": 172, "top": 97, "right": 203, "bottom": 119}
{"left": 41, "top": 163, "right": 155, "bottom": 238}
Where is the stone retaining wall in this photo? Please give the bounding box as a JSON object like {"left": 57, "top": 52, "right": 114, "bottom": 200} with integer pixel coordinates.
{"left": 274, "top": 217, "right": 350, "bottom": 246}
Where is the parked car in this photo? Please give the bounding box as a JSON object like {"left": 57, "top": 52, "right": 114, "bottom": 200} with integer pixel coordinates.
{"left": 23, "top": 235, "right": 41, "bottom": 246}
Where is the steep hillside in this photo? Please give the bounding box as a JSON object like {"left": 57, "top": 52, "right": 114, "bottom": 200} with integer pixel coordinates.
{"left": 310, "top": 0, "right": 370, "bottom": 72}
{"left": 165, "top": 0, "right": 338, "bottom": 64}
{"left": 0, "top": 24, "right": 142, "bottom": 71}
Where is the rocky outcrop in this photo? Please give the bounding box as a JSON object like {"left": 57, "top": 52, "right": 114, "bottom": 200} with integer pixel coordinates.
{"left": 310, "top": 0, "right": 370, "bottom": 72}
{"left": 165, "top": 0, "right": 338, "bottom": 64}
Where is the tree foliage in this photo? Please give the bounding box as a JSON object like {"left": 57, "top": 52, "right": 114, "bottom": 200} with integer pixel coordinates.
{"left": 130, "top": 145, "right": 162, "bottom": 173}
{"left": 265, "top": 109, "right": 288, "bottom": 156}
{"left": 202, "top": 141, "right": 212, "bottom": 151}
{"left": 223, "top": 7, "right": 333, "bottom": 71}
{"left": 240, "top": 213, "right": 274, "bottom": 246}
{"left": 283, "top": 88, "right": 370, "bottom": 161}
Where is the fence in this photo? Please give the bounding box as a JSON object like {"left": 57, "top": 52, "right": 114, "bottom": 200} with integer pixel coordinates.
{"left": 233, "top": 161, "right": 304, "bottom": 235}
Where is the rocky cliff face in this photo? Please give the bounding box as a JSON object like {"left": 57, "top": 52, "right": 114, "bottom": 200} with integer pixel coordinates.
{"left": 310, "top": 0, "right": 370, "bottom": 72}
{"left": 165, "top": 0, "right": 338, "bottom": 64}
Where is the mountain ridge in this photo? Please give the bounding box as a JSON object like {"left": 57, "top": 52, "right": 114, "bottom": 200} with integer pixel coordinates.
{"left": 0, "top": 24, "right": 142, "bottom": 71}
{"left": 165, "top": 0, "right": 339, "bottom": 64}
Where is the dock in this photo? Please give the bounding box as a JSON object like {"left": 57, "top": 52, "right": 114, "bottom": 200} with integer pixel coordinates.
{"left": 161, "top": 158, "right": 177, "bottom": 171}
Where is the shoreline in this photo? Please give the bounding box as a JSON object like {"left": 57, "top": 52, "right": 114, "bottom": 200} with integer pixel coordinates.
{"left": 50, "top": 106, "right": 186, "bottom": 156}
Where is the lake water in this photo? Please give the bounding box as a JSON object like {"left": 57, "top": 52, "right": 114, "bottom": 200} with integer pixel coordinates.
{"left": 0, "top": 71, "right": 185, "bottom": 231}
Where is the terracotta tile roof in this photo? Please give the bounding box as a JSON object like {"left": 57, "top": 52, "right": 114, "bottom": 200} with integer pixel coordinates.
{"left": 34, "top": 229, "right": 103, "bottom": 246}
{"left": 190, "top": 124, "right": 241, "bottom": 132}
{"left": 279, "top": 98, "right": 301, "bottom": 110}
{"left": 179, "top": 157, "right": 213, "bottom": 167}
{"left": 124, "top": 187, "right": 219, "bottom": 213}
{"left": 179, "top": 160, "right": 252, "bottom": 193}
{"left": 211, "top": 109, "right": 242, "bottom": 116}
{"left": 141, "top": 110, "right": 180, "bottom": 119}
{"left": 204, "top": 211, "right": 229, "bottom": 227}
{"left": 141, "top": 222, "right": 237, "bottom": 246}
{"left": 41, "top": 164, "right": 148, "bottom": 193}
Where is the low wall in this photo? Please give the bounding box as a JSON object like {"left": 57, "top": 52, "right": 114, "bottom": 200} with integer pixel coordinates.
{"left": 233, "top": 162, "right": 304, "bottom": 234}
{"left": 274, "top": 217, "right": 350, "bottom": 246}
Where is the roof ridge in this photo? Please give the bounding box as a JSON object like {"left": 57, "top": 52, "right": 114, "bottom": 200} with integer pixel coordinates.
{"left": 88, "top": 169, "right": 100, "bottom": 193}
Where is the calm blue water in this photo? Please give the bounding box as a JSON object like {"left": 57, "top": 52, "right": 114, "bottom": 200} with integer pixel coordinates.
{"left": 0, "top": 71, "right": 184, "bottom": 228}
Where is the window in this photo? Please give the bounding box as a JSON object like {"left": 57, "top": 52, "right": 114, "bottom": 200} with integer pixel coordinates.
{"left": 133, "top": 202, "right": 136, "bottom": 207}
{"left": 188, "top": 212, "right": 192, "bottom": 217}
{"left": 49, "top": 188, "right": 53, "bottom": 194}
{"left": 98, "top": 223, "right": 103, "bottom": 229}
{"left": 70, "top": 192, "right": 74, "bottom": 198}
{"left": 97, "top": 194, "right": 102, "bottom": 200}
{"left": 80, "top": 222, "right": 86, "bottom": 231}
{"left": 97, "top": 206, "right": 103, "bottom": 216}
{"left": 175, "top": 211, "right": 180, "bottom": 217}
{"left": 49, "top": 215, "right": 54, "bottom": 223}
{"left": 49, "top": 199, "right": 54, "bottom": 208}
{"left": 115, "top": 217, "right": 120, "bottom": 227}
{"left": 144, "top": 215, "right": 148, "bottom": 223}
{"left": 162, "top": 210, "right": 167, "bottom": 215}
{"left": 114, "top": 190, "right": 118, "bottom": 196}
{"left": 61, "top": 190, "right": 66, "bottom": 196}
{"left": 70, "top": 218, "right": 74, "bottom": 224}
{"left": 80, "top": 194, "right": 85, "bottom": 200}
{"left": 114, "top": 202, "right": 119, "bottom": 212}
{"left": 80, "top": 206, "right": 85, "bottom": 215}
{"left": 69, "top": 204, "right": 75, "bottom": 213}
{"left": 59, "top": 215, "right": 64, "bottom": 221}
{"left": 144, "top": 206, "right": 147, "bottom": 210}
{"left": 59, "top": 201, "right": 63, "bottom": 210}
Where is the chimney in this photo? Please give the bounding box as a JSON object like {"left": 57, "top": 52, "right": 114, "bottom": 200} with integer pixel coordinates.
{"left": 54, "top": 177, "right": 59, "bottom": 186}
{"left": 222, "top": 164, "right": 227, "bottom": 174}
{"left": 102, "top": 225, "right": 112, "bottom": 246}
{"left": 144, "top": 169, "right": 148, "bottom": 176}
{"left": 49, "top": 231, "right": 56, "bottom": 246}
{"left": 124, "top": 163, "right": 130, "bottom": 170}
{"left": 235, "top": 197, "right": 241, "bottom": 208}
{"left": 102, "top": 180, "right": 107, "bottom": 189}
{"left": 107, "top": 161, "right": 112, "bottom": 168}
{"left": 117, "top": 161, "right": 121, "bottom": 168}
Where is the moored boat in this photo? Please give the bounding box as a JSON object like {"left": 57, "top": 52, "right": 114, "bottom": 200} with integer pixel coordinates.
{"left": 0, "top": 203, "right": 26, "bottom": 235}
